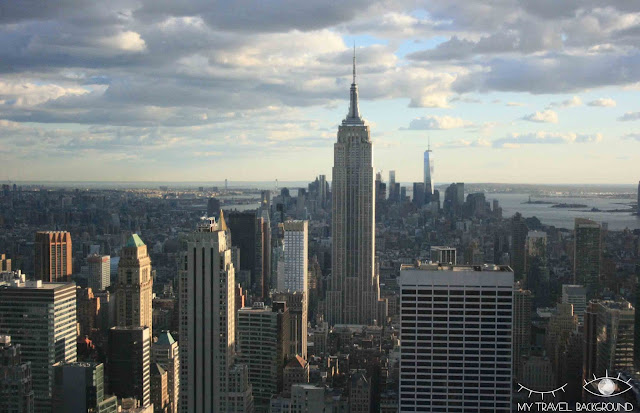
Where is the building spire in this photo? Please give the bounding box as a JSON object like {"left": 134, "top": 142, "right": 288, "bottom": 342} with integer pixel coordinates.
{"left": 353, "top": 43, "right": 356, "bottom": 84}
{"left": 345, "top": 44, "right": 362, "bottom": 123}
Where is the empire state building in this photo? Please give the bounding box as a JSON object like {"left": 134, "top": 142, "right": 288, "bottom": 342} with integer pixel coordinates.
{"left": 327, "top": 50, "right": 383, "bottom": 326}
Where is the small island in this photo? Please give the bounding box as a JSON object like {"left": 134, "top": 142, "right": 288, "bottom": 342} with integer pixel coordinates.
{"left": 551, "top": 203, "right": 588, "bottom": 208}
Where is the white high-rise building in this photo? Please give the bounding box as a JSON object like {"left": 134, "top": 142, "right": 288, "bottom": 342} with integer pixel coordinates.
{"left": 423, "top": 141, "right": 434, "bottom": 197}
{"left": 0, "top": 281, "right": 77, "bottom": 413}
{"left": 562, "top": 284, "right": 587, "bottom": 325}
{"left": 399, "top": 263, "right": 513, "bottom": 412}
{"left": 87, "top": 254, "right": 110, "bottom": 291}
{"left": 327, "top": 48, "right": 382, "bottom": 326}
{"left": 282, "top": 220, "right": 308, "bottom": 293}
{"left": 179, "top": 214, "right": 253, "bottom": 412}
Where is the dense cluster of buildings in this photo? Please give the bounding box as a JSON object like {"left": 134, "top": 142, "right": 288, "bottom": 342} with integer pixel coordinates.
{"left": 0, "top": 60, "right": 640, "bottom": 413}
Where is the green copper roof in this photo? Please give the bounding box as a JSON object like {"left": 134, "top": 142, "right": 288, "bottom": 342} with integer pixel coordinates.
{"left": 125, "top": 234, "right": 145, "bottom": 248}
{"left": 156, "top": 331, "right": 175, "bottom": 346}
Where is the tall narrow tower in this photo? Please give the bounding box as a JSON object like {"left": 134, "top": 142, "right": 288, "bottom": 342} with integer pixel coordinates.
{"left": 116, "top": 234, "right": 153, "bottom": 337}
{"left": 423, "top": 138, "right": 434, "bottom": 199}
{"left": 327, "top": 48, "right": 380, "bottom": 326}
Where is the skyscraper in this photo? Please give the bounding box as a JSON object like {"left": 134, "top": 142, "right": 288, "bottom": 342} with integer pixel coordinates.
{"left": 423, "top": 140, "right": 433, "bottom": 198}
{"left": 88, "top": 254, "right": 110, "bottom": 291}
{"left": 283, "top": 220, "right": 307, "bottom": 293}
{"left": 583, "top": 300, "right": 634, "bottom": 388}
{"left": 562, "top": 284, "right": 587, "bottom": 325}
{"left": 388, "top": 171, "right": 396, "bottom": 201}
{"left": 226, "top": 211, "right": 268, "bottom": 299}
{"left": 0, "top": 281, "right": 77, "bottom": 413}
{"left": 179, "top": 215, "right": 252, "bottom": 412}
{"left": 511, "top": 213, "right": 528, "bottom": 281}
{"left": 327, "top": 49, "right": 381, "bottom": 326}
{"left": 637, "top": 181, "right": 640, "bottom": 216}
{"left": 399, "top": 263, "right": 513, "bottom": 412}
{"left": 51, "top": 362, "right": 117, "bottom": 413}
{"left": 116, "top": 234, "right": 153, "bottom": 337}
{"left": 237, "top": 302, "right": 290, "bottom": 411}
{"left": 152, "top": 332, "right": 179, "bottom": 413}
{"left": 34, "top": 231, "right": 72, "bottom": 282}
{"left": 514, "top": 288, "right": 532, "bottom": 381}
{"left": 107, "top": 326, "right": 151, "bottom": 408}
{"left": 0, "top": 335, "right": 34, "bottom": 413}
{"left": 573, "top": 218, "right": 601, "bottom": 298}
{"left": 0, "top": 253, "right": 11, "bottom": 272}
{"left": 273, "top": 291, "right": 307, "bottom": 361}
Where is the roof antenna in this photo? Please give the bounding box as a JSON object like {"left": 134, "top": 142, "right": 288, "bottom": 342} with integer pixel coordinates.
{"left": 353, "top": 42, "right": 356, "bottom": 84}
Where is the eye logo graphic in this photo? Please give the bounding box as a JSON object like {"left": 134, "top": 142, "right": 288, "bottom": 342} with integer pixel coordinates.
{"left": 583, "top": 371, "right": 633, "bottom": 398}
{"left": 517, "top": 383, "right": 567, "bottom": 400}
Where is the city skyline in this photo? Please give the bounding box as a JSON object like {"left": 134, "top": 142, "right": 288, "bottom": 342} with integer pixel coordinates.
{"left": 1, "top": 2, "right": 640, "bottom": 184}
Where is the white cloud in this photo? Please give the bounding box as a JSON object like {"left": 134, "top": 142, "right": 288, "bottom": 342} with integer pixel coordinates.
{"left": 587, "top": 98, "right": 617, "bottom": 107}
{"left": 619, "top": 112, "right": 640, "bottom": 121}
{"left": 522, "top": 109, "right": 559, "bottom": 123}
{"left": 98, "top": 31, "right": 147, "bottom": 52}
{"left": 547, "top": 96, "right": 582, "bottom": 109}
{"left": 405, "top": 115, "right": 473, "bottom": 130}
{"left": 493, "top": 131, "right": 602, "bottom": 148}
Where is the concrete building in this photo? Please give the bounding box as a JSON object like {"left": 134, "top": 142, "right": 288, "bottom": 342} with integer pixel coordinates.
{"left": 562, "top": 284, "right": 587, "bottom": 325}
{"left": 179, "top": 215, "right": 253, "bottom": 412}
{"left": 273, "top": 291, "right": 307, "bottom": 360}
{"left": 0, "top": 253, "right": 11, "bottom": 272}
{"left": 514, "top": 288, "right": 532, "bottom": 380}
{"left": 51, "top": 362, "right": 117, "bottom": 413}
{"left": 583, "top": 300, "right": 634, "bottom": 386}
{"left": 511, "top": 213, "right": 528, "bottom": 281}
{"left": 237, "top": 302, "right": 290, "bottom": 412}
{"left": 283, "top": 355, "right": 309, "bottom": 395}
{"left": 423, "top": 142, "right": 434, "bottom": 198}
{"left": 573, "top": 218, "right": 601, "bottom": 298}
{"left": 545, "top": 303, "right": 577, "bottom": 376}
{"left": 226, "top": 211, "right": 269, "bottom": 300}
{"left": 151, "top": 363, "right": 170, "bottom": 413}
{"left": 429, "top": 246, "right": 456, "bottom": 265}
{"left": 349, "top": 370, "right": 371, "bottom": 413}
{"left": 282, "top": 220, "right": 308, "bottom": 293}
{"left": 0, "top": 335, "right": 34, "bottom": 413}
{"left": 520, "top": 356, "right": 554, "bottom": 392}
{"left": 399, "top": 263, "right": 513, "bottom": 412}
{"left": 116, "top": 234, "right": 153, "bottom": 337}
{"left": 34, "top": 231, "right": 72, "bottom": 282}
{"left": 327, "top": 50, "right": 382, "bottom": 326}
{"left": 88, "top": 254, "right": 111, "bottom": 291}
{"left": 152, "top": 332, "right": 179, "bottom": 413}
{"left": 0, "top": 281, "right": 76, "bottom": 413}
{"left": 107, "top": 327, "right": 151, "bottom": 408}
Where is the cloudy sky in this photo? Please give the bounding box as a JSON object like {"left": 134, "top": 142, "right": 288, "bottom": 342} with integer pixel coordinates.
{"left": 1, "top": 1, "right": 640, "bottom": 184}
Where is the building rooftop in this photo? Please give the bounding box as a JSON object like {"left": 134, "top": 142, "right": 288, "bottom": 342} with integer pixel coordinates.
{"left": 155, "top": 331, "right": 176, "bottom": 346}
{"left": 125, "top": 234, "right": 146, "bottom": 248}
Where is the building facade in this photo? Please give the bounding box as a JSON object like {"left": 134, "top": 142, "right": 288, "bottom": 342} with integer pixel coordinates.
{"left": 152, "top": 332, "right": 180, "bottom": 413}
{"left": 327, "top": 51, "right": 381, "bottom": 326}
{"left": 237, "top": 302, "right": 290, "bottom": 412}
{"left": 116, "top": 234, "right": 153, "bottom": 337}
{"left": 573, "top": 218, "right": 601, "bottom": 298}
{"left": 179, "top": 216, "right": 252, "bottom": 412}
{"left": 0, "top": 281, "right": 76, "bottom": 413}
{"left": 34, "top": 231, "right": 72, "bottom": 282}
{"left": 399, "top": 264, "right": 513, "bottom": 412}
{"left": 0, "top": 335, "right": 34, "bottom": 413}
{"left": 88, "top": 254, "right": 111, "bottom": 291}
{"left": 107, "top": 327, "right": 151, "bottom": 408}
{"left": 52, "top": 362, "right": 117, "bottom": 413}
